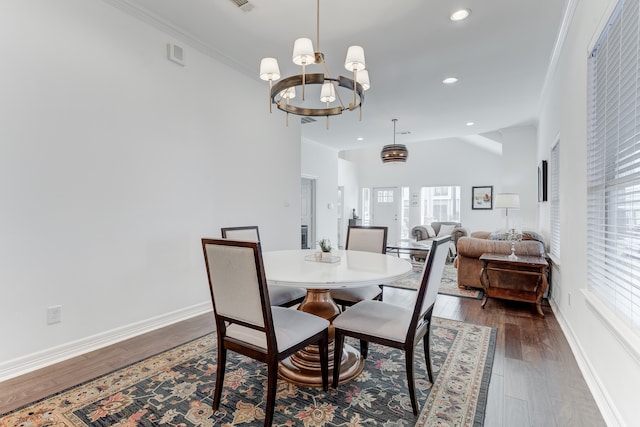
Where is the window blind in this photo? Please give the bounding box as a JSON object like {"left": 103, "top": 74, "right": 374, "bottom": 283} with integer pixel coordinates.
{"left": 550, "top": 143, "right": 560, "bottom": 258}
{"left": 587, "top": 0, "right": 640, "bottom": 331}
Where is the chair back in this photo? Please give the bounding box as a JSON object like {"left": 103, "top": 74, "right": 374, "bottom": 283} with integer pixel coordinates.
{"left": 202, "top": 238, "right": 273, "bottom": 335}
{"left": 345, "top": 226, "right": 388, "bottom": 254}
{"left": 410, "top": 235, "right": 450, "bottom": 333}
{"left": 221, "top": 225, "right": 260, "bottom": 242}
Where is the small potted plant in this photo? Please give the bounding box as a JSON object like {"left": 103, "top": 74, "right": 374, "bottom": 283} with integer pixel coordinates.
{"left": 318, "top": 238, "right": 332, "bottom": 261}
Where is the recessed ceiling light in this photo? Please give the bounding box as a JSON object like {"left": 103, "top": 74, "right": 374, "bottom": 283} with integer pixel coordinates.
{"left": 442, "top": 77, "right": 458, "bottom": 84}
{"left": 450, "top": 8, "right": 471, "bottom": 21}
{"left": 357, "top": 137, "right": 363, "bottom": 141}
{"left": 466, "top": 122, "right": 475, "bottom": 126}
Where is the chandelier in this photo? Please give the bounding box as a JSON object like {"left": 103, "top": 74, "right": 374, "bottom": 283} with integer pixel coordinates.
{"left": 259, "top": 0, "right": 370, "bottom": 127}
{"left": 381, "top": 119, "right": 408, "bottom": 163}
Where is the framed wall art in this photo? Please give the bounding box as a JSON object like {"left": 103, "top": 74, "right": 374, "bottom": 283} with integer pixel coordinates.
{"left": 538, "top": 160, "right": 548, "bottom": 202}
{"left": 472, "top": 186, "right": 493, "bottom": 210}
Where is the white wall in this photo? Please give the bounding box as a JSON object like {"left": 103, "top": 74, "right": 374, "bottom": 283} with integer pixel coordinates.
{"left": 538, "top": 0, "right": 640, "bottom": 425}
{"left": 0, "top": 0, "right": 301, "bottom": 374}
{"left": 338, "top": 157, "right": 359, "bottom": 248}
{"left": 341, "top": 129, "right": 538, "bottom": 235}
{"left": 301, "top": 140, "right": 339, "bottom": 248}
{"left": 496, "top": 126, "right": 539, "bottom": 231}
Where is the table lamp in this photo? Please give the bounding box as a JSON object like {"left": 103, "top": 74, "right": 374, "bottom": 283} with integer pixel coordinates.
{"left": 494, "top": 193, "right": 520, "bottom": 231}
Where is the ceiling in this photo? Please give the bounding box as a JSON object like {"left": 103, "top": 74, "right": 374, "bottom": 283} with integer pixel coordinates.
{"left": 113, "top": 0, "right": 567, "bottom": 152}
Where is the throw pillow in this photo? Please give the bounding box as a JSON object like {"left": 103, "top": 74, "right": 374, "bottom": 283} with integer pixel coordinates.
{"left": 489, "top": 232, "right": 509, "bottom": 241}
{"left": 490, "top": 230, "right": 545, "bottom": 243}
{"left": 425, "top": 225, "right": 437, "bottom": 238}
{"left": 437, "top": 224, "right": 455, "bottom": 237}
{"left": 521, "top": 230, "right": 545, "bottom": 243}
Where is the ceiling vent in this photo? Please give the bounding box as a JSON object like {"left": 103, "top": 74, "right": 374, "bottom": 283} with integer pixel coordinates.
{"left": 229, "top": 0, "right": 254, "bottom": 12}
{"left": 301, "top": 117, "right": 317, "bottom": 124}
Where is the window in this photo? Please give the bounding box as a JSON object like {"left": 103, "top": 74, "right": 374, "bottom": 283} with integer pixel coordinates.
{"left": 376, "top": 190, "right": 394, "bottom": 204}
{"left": 587, "top": 0, "right": 640, "bottom": 332}
{"left": 420, "top": 186, "right": 461, "bottom": 224}
{"left": 550, "top": 143, "right": 560, "bottom": 258}
{"left": 400, "top": 187, "right": 410, "bottom": 239}
{"left": 361, "top": 188, "right": 371, "bottom": 226}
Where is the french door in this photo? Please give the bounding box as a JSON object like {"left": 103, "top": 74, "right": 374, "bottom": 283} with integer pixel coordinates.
{"left": 372, "top": 187, "right": 399, "bottom": 243}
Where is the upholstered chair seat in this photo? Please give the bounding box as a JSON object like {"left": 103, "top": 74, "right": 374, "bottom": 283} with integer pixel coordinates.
{"left": 329, "top": 286, "right": 385, "bottom": 305}
{"left": 332, "top": 300, "right": 415, "bottom": 341}
{"left": 226, "top": 306, "right": 328, "bottom": 352}
{"left": 267, "top": 285, "right": 307, "bottom": 307}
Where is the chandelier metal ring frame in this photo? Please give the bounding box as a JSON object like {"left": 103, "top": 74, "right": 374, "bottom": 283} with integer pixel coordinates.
{"left": 271, "top": 73, "right": 364, "bottom": 117}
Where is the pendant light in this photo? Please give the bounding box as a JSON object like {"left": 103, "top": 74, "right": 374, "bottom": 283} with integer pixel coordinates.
{"left": 381, "top": 119, "right": 408, "bottom": 163}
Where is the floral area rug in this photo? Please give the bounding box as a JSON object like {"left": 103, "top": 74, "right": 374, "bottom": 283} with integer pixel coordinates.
{"left": 388, "top": 262, "right": 484, "bottom": 300}
{"left": 0, "top": 318, "right": 496, "bottom": 427}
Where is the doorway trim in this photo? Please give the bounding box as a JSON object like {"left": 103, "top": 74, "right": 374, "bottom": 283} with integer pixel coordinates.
{"left": 301, "top": 176, "right": 316, "bottom": 249}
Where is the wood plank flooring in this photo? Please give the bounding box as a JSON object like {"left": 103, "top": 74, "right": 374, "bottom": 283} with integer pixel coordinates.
{"left": 0, "top": 290, "right": 607, "bottom": 426}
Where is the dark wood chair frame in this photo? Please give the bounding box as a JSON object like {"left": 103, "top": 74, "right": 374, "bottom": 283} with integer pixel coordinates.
{"left": 332, "top": 235, "right": 451, "bottom": 416}
{"left": 221, "top": 225, "right": 261, "bottom": 241}
{"left": 202, "top": 238, "right": 329, "bottom": 426}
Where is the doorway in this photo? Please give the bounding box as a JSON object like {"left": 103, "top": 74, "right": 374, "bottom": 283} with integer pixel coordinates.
{"left": 337, "top": 186, "right": 345, "bottom": 249}
{"left": 372, "top": 187, "right": 399, "bottom": 243}
{"left": 301, "top": 177, "right": 316, "bottom": 249}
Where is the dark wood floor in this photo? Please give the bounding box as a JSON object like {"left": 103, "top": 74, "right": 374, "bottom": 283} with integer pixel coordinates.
{"left": 0, "top": 290, "right": 606, "bottom": 426}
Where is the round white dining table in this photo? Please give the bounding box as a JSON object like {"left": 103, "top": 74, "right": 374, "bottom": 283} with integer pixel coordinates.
{"left": 263, "top": 249, "right": 412, "bottom": 288}
{"left": 262, "top": 249, "right": 413, "bottom": 386}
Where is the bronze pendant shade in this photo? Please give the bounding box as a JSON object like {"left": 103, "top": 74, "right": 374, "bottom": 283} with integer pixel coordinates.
{"left": 381, "top": 119, "right": 408, "bottom": 163}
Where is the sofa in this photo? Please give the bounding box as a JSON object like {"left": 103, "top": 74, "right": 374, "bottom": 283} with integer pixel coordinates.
{"left": 410, "top": 222, "right": 469, "bottom": 261}
{"left": 454, "top": 231, "right": 546, "bottom": 290}
{"left": 412, "top": 222, "right": 468, "bottom": 245}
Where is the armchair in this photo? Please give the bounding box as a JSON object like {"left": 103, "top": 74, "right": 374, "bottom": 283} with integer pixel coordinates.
{"left": 410, "top": 221, "right": 468, "bottom": 261}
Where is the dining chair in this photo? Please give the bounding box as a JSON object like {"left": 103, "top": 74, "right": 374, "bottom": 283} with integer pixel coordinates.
{"left": 332, "top": 235, "right": 450, "bottom": 416}
{"left": 202, "top": 238, "right": 330, "bottom": 427}
{"left": 221, "top": 226, "right": 306, "bottom": 308}
{"left": 330, "top": 225, "right": 388, "bottom": 309}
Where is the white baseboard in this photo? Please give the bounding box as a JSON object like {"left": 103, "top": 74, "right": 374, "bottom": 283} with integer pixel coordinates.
{"left": 0, "top": 302, "right": 212, "bottom": 382}
{"left": 548, "top": 297, "right": 624, "bottom": 427}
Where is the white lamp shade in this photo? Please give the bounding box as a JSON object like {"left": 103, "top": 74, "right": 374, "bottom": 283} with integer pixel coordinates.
{"left": 356, "top": 69, "right": 370, "bottom": 90}
{"left": 344, "top": 45, "right": 366, "bottom": 71}
{"left": 279, "top": 87, "right": 296, "bottom": 100}
{"left": 259, "top": 57, "right": 281, "bottom": 81}
{"left": 292, "top": 38, "right": 315, "bottom": 65}
{"left": 494, "top": 193, "right": 520, "bottom": 209}
{"left": 320, "top": 82, "right": 336, "bottom": 102}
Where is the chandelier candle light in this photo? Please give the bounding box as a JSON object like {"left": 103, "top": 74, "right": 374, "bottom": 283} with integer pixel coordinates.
{"left": 259, "top": 0, "right": 370, "bottom": 128}
{"left": 381, "top": 118, "right": 409, "bottom": 163}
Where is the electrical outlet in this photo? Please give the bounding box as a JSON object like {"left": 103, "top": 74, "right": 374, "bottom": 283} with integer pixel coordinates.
{"left": 47, "top": 305, "right": 62, "bottom": 324}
